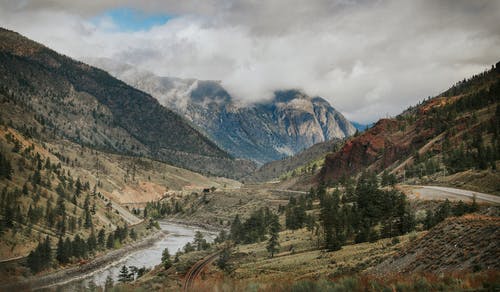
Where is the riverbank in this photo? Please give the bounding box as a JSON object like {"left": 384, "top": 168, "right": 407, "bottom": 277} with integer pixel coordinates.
{"left": 162, "top": 217, "right": 224, "bottom": 233}
{"left": 0, "top": 229, "right": 166, "bottom": 291}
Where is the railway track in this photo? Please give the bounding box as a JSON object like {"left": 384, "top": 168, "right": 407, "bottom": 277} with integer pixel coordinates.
{"left": 183, "top": 251, "right": 221, "bottom": 292}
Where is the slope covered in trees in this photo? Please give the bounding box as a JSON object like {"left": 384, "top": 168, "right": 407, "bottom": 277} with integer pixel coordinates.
{"left": 0, "top": 126, "right": 129, "bottom": 275}
{"left": 0, "top": 28, "right": 255, "bottom": 178}
{"left": 320, "top": 62, "right": 500, "bottom": 188}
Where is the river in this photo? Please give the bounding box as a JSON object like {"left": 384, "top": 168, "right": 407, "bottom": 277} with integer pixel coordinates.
{"left": 52, "top": 220, "right": 216, "bottom": 290}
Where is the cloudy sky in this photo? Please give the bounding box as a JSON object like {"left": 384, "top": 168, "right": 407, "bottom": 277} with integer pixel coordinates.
{"left": 1, "top": 0, "right": 499, "bottom": 123}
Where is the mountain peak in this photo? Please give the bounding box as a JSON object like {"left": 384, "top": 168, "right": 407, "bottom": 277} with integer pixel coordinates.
{"left": 89, "top": 58, "right": 356, "bottom": 163}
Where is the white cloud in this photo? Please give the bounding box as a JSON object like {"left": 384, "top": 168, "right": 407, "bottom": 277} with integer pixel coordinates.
{"left": 0, "top": 0, "right": 499, "bottom": 123}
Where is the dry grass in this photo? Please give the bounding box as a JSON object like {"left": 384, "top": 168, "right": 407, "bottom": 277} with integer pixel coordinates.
{"left": 375, "top": 214, "right": 500, "bottom": 275}
{"left": 232, "top": 227, "right": 415, "bottom": 284}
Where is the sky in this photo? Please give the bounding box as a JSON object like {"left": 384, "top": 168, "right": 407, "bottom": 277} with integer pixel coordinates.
{"left": 0, "top": 0, "right": 499, "bottom": 123}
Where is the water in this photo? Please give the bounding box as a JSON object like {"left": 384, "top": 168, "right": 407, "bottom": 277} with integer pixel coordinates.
{"left": 54, "top": 220, "right": 215, "bottom": 290}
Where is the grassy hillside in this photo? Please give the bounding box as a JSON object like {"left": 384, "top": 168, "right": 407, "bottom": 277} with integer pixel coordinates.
{"left": 375, "top": 214, "right": 499, "bottom": 274}
{"left": 0, "top": 123, "right": 240, "bottom": 281}
{"left": 246, "top": 138, "right": 343, "bottom": 183}
{"left": 0, "top": 126, "right": 125, "bottom": 263}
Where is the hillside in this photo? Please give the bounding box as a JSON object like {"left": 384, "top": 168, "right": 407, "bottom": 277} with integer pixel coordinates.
{"left": 0, "top": 123, "right": 242, "bottom": 284}
{"left": 88, "top": 58, "right": 356, "bottom": 164}
{"left": 319, "top": 62, "right": 500, "bottom": 189}
{"left": 246, "top": 138, "right": 344, "bottom": 183}
{"left": 0, "top": 28, "right": 255, "bottom": 178}
{"left": 0, "top": 126, "right": 127, "bottom": 262}
{"left": 374, "top": 214, "right": 500, "bottom": 275}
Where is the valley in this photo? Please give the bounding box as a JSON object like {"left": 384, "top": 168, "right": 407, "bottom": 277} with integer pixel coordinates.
{"left": 0, "top": 20, "right": 499, "bottom": 292}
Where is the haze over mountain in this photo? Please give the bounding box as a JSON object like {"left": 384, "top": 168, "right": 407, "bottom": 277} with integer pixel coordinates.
{"left": 89, "top": 58, "right": 356, "bottom": 163}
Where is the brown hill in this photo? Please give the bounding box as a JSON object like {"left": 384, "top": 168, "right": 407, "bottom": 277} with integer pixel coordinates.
{"left": 319, "top": 62, "right": 500, "bottom": 184}
{"left": 374, "top": 214, "right": 500, "bottom": 275}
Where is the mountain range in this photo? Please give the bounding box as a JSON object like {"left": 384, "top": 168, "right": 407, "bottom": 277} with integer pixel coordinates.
{"left": 0, "top": 28, "right": 255, "bottom": 178}
{"left": 88, "top": 58, "right": 356, "bottom": 164}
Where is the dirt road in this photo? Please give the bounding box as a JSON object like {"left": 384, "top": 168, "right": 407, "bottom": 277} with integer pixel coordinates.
{"left": 402, "top": 185, "right": 500, "bottom": 204}
{"left": 109, "top": 200, "right": 142, "bottom": 225}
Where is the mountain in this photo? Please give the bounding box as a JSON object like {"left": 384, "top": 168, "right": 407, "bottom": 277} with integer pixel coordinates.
{"left": 245, "top": 138, "right": 344, "bottom": 183}
{"left": 0, "top": 28, "right": 255, "bottom": 178}
{"left": 319, "top": 62, "right": 500, "bottom": 190}
{"left": 351, "top": 121, "right": 372, "bottom": 132}
{"left": 88, "top": 59, "right": 356, "bottom": 164}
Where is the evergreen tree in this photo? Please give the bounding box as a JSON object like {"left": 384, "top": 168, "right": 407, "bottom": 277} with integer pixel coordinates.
{"left": 193, "top": 231, "right": 208, "bottom": 251}
{"left": 84, "top": 195, "right": 92, "bottom": 229}
{"left": 75, "top": 178, "right": 82, "bottom": 197}
{"left": 32, "top": 169, "right": 42, "bottom": 186}
{"left": 118, "top": 265, "right": 132, "bottom": 282}
{"left": 104, "top": 275, "right": 114, "bottom": 290}
{"left": 214, "top": 230, "right": 228, "bottom": 244}
{"left": 161, "top": 248, "right": 172, "bottom": 270}
{"left": 56, "top": 237, "right": 67, "bottom": 264}
{"left": 320, "top": 190, "right": 344, "bottom": 251}
{"left": 106, "top": 233, "right": 114, "bottom": 249}
{"left": 56, "top": 195, "right": 66, "bottom": 216}
{"left": 230, "top": 214, "right": 242, "bottom": 243}
{"left": 183, "top": 242, "right": 195, "bottom": 253}
{"left": 216, "top": 246, "right": 232, "bottom": 273}
{"left": 0, "top": 153, "right": 13, "bottom": 180}
{"left": 266, "top": 214, "right": 280, "bottom": 258}
{"left": 87, "top": 232, "right": 97, "bottom": 252}
{"left": 98, "top": 229, "right": 106, "bottom": 248}
{"left": 27, "top": 236, "right": 52, "bottom": 273}
{"left": 63, "top": 237, "right": 72, "bottom": 262}
{"left": 129, "top": 228, "right": 137, "bottom": 241}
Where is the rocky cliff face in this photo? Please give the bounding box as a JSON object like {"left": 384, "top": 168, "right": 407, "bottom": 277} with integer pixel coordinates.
{"left": 90, "top": 59, "right": 356, "bottom": 164}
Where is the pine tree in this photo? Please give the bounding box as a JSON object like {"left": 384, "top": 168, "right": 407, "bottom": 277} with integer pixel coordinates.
{"left": 214, "top": 229, "right": 227, "bottom": 244}
{"left": 87, "top": 232, "right": 97, "bottom": 252}
{"left": 106, "top": 233, "right": 114, "bottom": 249}
{"left": 28, "top": 236, "right": 52, "bottom": 272}
{"left": 161, "top": 248, "right": 172, "bottom": 269}
{"left": 266, "top": 214, "right": 280, "bottom": 258}
{"left": 0, "top": 153, "right": 13, "bottom": 180}
{"left": 32, "top": 169, "right": 41, "bottom": 186}
{"left": 230, "top": 214, "right": 242, "bottom": 243}
{"left": 118, "top": 265, "right": 131, "bottom": 282}
{"left": 216, "top": 246, "right": 232, "bottom": 273}
{"left": 104, "top": 275, "right": 114, "bottom": 290}
{"left": 75, "top": 178, "right": 82, "bottom": 197}
{"left": 56, "top": 195, "right": 66, "bottom": 216}
{"left": 129, "top": 228, "right": 137, "bottom": 241}
{"left": 56, "top": 237, "right": 68, "bottom": 264}
{"left": 84, "top": 195, "right": 92, "bottom": 229}
{"left": 183, "top": 242, "right": 195, "bottom": 253}
{"left": 193, "top": 231, "right": 207, "bottom": 251}
{"left": 63, "top": 237, "right": 72, "bottom": 262}
{"left": 27, "top": 247, "right": 41, "bottom": 273}
{"left": 320, "top": 190, "right": 344, "bottom": 251}
{"left": 98, "top": 229, "right": 106, "bottom": 248}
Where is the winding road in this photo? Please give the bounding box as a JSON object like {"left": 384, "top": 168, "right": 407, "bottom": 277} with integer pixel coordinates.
{"left": 403, "top": 185, "right": 500, "bottom": 204}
